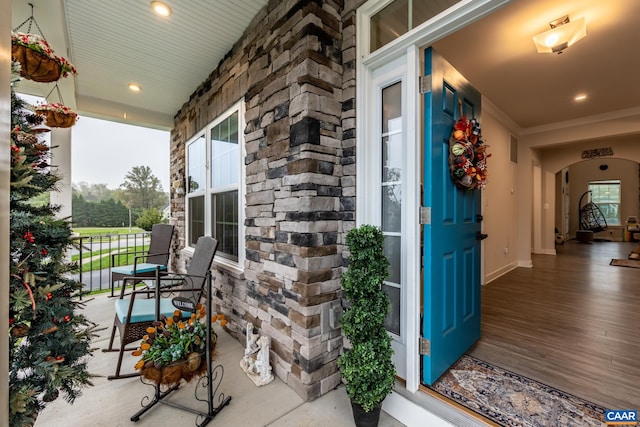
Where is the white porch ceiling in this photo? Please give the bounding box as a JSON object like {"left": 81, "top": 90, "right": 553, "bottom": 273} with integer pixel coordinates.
{"left": 11, "top": 0, "right": 268, "bottom": 130}
{"left": 10, "top": 0, "right": 640, "bottom": 133}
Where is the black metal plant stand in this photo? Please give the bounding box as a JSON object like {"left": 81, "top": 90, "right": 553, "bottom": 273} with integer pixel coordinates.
{"left": 130, "top": 271, "right": 231, "bottom": 426}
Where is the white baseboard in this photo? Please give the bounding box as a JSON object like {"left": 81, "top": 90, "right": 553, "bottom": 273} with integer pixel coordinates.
{"left": 532, "top": 248, "right": 556, "bottom": 255}
{"left": 485, "top": 262, "right": 518, "bottom": 284}
{"left": 517, "top": 259, "right": 533, "bottom": 268}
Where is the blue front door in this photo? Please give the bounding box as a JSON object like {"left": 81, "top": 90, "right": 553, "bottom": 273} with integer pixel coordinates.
{"left": 422, "top": 47, "right": 482, "bottom": 385}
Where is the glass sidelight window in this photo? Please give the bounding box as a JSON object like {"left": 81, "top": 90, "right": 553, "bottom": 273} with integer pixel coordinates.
{"left": 381, "top": 81, "right": 403, "bottom": 336}
{"left": 186, "top": 102, "right": 244, "bottom": 263}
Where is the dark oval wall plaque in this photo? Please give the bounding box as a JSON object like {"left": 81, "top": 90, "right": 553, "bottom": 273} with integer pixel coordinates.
{"left": 172, "top": 296, "right": 195, "bottom": 312}
{"left": 581, "top": 147, "right": 613, "bottom": 159}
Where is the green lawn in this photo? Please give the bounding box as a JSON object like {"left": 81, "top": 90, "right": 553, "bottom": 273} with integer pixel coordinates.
{"left": 71, "top": 248, "right": 113, "bottom": 263}
{"left": 70, "top": 228, "right": 155, "bottom": 272}
{"left": 73, "top": 227, "right": 145, "bottom": 236}
{"left": 73, "top": 245, "right": 150, "bottom": 273}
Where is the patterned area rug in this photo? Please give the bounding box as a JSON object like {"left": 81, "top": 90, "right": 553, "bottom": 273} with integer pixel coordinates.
{"left": 610, "top": 258, "right": 640, "bottom": 269}
{"left": 431, "top": 355, "right": 606, "bottom": 427}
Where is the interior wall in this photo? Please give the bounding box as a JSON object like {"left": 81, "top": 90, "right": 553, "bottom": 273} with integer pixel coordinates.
{"left": 567, "top": 158, "right": 639, "bottom": 240}
{"left": 555, "top": 171, "right": 563, "bottom": 239}
{"left": 540, "top": 134, "right": 640, "bottom": 172}
{"left": 542, "top": 169, "right": 556, "bottom": 252}
{"left": 532, "top": 163, "right": 542, "bottom": 253}
{"left": 481, "top": 101, "right": 519, "bottom": 282}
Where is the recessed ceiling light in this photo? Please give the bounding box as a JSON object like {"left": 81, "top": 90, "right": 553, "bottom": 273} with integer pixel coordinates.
{"left": 128, "top": 83, "right": 141, "bottom": 92}
{"left": 574, "top": 94, "right": 587, "bottom": 101}
{"left": 151, "top": 1, "right": 172, "bottom": 17}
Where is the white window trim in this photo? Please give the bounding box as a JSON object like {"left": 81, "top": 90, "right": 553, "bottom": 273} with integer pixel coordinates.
{"left": 356, "top": 0, "right": 513, "bottom": 396}
{"left": 184, "top": 99, "right": 246, "bottom": 272}
{"left": 588, "top": 180, "right": 622, "bottom": 226}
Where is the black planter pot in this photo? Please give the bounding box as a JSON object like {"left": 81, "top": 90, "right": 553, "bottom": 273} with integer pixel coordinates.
{"left": 350, "top": 400, "right": 381, "bottom": 427}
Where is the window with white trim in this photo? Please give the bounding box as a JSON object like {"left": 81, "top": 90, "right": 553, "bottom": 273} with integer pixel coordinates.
{"left": 588, "top": 180, "right": 621, "bottom": 226}
{"left": 186, "top": 101, "right": 244, "bottom": 264}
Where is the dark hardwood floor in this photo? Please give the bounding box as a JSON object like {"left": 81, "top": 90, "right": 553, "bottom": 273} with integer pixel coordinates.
{"left": 468, "top": 240, "right": 640, "bottom": 410}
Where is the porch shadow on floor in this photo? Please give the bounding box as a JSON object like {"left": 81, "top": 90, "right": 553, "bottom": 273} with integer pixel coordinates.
{"left": 34, "top": 293, "right": 405, "bottom": 427}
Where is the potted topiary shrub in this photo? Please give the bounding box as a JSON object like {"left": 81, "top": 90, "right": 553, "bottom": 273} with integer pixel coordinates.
{"left": 338, "top": 225, "right": 395, "bottom": 427}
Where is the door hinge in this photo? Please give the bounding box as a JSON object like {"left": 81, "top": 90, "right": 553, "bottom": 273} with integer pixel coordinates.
{"left": 419, "top": 75, "right": 431, "bottom": 94}
{"left": 419, "top": 206, "right": 431, "bottom": 225}
{"left": 419, "top": 337, "right": 431, "bottom": 356}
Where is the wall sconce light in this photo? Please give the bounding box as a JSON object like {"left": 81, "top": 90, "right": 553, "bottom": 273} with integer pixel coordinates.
{"left": 172, "top": 178, "right": 185, "bottom": 195}
{"left": 533, "top": 15, "right": 586, "bottom": 54}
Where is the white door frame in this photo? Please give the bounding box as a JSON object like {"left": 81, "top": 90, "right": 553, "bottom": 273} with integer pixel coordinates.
{"left": 356, "top": 0, "right": 513, "bottom": 393}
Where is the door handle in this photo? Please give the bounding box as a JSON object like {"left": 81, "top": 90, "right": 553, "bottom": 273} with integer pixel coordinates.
{"left": 476, "top": 232, "right": 488, "bottom": 240}
{"left": 476, "top": 214, "right": 483, "bottom": 222}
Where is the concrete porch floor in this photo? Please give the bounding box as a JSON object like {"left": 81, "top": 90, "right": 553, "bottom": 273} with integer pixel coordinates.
{"left": 34, "top": 293, "right": 405, "bottom": 427}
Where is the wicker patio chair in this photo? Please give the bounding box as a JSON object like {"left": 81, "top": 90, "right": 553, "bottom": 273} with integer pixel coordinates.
{"left": 103, "top": 236, "right": 218, "bottom": 380}
{"left": 109, "top": 223, "right": 175, "bottom": 297}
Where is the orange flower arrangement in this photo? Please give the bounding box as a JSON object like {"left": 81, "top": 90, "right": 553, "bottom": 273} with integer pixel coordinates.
{"left": 132, "top": 304, "right": 226, "bottom": 384}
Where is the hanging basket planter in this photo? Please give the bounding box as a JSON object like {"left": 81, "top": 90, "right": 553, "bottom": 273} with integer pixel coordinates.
{"left": 11, "top": 33, "right": 77, "bottom": 83}
{"left": 35, "top": 103, "right": 79, "bottom": 128}
{"left": 11, "top": 42, "right": 61, "bottom": 83}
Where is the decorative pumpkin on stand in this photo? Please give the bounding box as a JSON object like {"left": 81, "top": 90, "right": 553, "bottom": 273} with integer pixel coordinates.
{"left": 448, "top": 116, "right": 490, "bottom": 190}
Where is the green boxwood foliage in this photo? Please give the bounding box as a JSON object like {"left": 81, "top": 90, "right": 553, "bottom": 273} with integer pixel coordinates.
{"left": 338, "top": 225, "right": 395, "bottom": 413}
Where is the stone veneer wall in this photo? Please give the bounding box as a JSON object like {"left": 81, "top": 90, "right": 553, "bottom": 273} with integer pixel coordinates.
{"left": 169, "top": 0, "right": 368, "bottom": 401}
{"left": 339, "top": 0, "right": 363, "bottom": 260}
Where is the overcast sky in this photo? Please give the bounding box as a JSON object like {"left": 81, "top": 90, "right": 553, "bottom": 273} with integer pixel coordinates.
{"left": 72, "top": 116, "right": 170, "bottom": 191}
{"left": 18, "top": 93, "right": 170, "bottom": 191}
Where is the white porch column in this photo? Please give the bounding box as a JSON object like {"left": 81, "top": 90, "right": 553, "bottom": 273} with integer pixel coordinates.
{"left": 1, "top": 0, "right": 12, "bottom": 422}
{"left": 49, "top": 127, "right": 73, "bottom": 219}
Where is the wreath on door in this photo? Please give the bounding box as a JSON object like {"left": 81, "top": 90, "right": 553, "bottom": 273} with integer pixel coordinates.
{"left": 448, "top": 116, "right": 490, "bottom": 190}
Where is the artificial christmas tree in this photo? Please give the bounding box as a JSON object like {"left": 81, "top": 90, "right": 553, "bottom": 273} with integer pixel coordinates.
{"left": 9, "top": 63, "right": 94, "bottom": 427}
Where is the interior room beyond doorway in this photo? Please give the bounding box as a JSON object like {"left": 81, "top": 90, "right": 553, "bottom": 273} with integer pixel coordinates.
{"left": 468, "top": 239, "right": 640, "bottom": 410}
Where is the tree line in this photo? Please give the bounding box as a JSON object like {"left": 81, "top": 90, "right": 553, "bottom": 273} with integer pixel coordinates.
{"left": 72, "top": 165, "right": 169, "bottom": 230}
